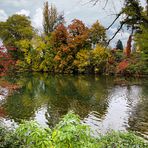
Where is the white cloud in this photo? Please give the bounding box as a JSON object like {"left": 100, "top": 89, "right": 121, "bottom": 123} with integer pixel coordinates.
{"left": 0, "top": 40, "right": 3, "bottom": 46}
{"left": 32, "top": 8, "right": 43, "bottom": 30}
{"left": 2, "top": 0, "right": 28, "bottom": 7}
{"left": 15, "top": 9, "right": 30, "bottom": 16}
{"left": 0, "top": 9, "right": 8, "bottom": 21}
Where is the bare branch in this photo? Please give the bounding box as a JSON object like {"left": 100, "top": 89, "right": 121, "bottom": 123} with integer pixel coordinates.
{"left": 103, "top": 0, "right": 109, "bottom": 9}
{"left": 89, "top": 0, "right": 109, "bottom": 7}
{"left": 89, "top": 0, "right": 100, "bottom": 6}
{"left": 107, "top": 22, "right": 125, "bottom": 45}
{"left": 106, "top": 12, "right": 123, "bottom": 30}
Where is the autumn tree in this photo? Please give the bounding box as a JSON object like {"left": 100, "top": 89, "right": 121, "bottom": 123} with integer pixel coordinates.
{"left": 74, "top": 50, "right": 91, "bottom": 73}
{"left": 50, "top": 24, "right": 68, "bottom": 48}
{"left": 68, "top": 19, "right": 90, "bottom": 52}
{"left": 91, "top": 45, "right": 109, "bottom": 73}
{"left": 51, "top": 24, "right": 73, "bottom": 73}
{"left": 0, "top": 46, "right": 16, "bottom": 74}
{"left": 50, "top": 19, "right": 90, "bottom": 73}
{"left": 89, "top": 20, "right": 107, "bottom": 47}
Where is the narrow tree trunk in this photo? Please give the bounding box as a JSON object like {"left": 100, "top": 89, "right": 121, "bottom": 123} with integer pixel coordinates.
{"left": 125, "top": 28, "right": 134, "bottom": 57}
{"left": 125, "top": 35, "right": 133, "bottom": 57}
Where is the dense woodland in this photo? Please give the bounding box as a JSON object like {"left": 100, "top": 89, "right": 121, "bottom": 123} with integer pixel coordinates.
{"left": 0, "top": 0, "right": 147, "bottom": 76}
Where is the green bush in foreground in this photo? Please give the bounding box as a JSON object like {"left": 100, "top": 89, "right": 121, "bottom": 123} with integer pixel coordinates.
{"left": 0, "top": 111, "right": 148, "bottom": 148}
{"left": 98, "top": 132, "right": 148, "bottom": 148}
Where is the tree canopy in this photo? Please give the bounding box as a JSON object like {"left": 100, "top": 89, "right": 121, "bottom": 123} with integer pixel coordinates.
{"left": 0, "top": 14, "right": 34, "bottom": 48}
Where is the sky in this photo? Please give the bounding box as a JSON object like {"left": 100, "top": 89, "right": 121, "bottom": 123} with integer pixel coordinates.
{"left": 0, "top": 0, "right": 146, "bottom": 47}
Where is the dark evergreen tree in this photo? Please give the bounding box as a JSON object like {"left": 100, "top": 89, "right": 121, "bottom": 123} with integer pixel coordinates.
{"left": 116, "top": 40, "right": 123, "bottom": 50}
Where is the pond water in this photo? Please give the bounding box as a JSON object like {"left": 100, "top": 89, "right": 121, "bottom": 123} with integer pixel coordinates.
{"left": 0, "top": 73, "right": 148, "bottom": 139}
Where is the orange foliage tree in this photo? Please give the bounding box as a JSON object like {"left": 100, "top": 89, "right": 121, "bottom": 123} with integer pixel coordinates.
{"left": 68, "top": 19, "right": 90, "bottom": 53}
{"left": 51, "top": 19, "right": 91, "bottom": 73}
{"left": 50, "top": 24, "right": 68, "bottom": 49}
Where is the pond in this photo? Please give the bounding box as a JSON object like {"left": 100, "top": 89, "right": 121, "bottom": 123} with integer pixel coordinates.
{"left": 0, "top": 73, "right": 148, "bottom": 139}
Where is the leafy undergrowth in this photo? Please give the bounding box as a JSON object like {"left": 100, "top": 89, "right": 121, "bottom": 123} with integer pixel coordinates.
{"left": 0, "top": 111, "right": 148, "bottom": 148}
{"left": 107, "top": 51, "right": 148, "bottom": 77}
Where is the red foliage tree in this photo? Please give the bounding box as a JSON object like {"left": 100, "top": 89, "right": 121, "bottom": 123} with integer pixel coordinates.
{"left": 0, "top": 46, "right": 16, "bottom": 75}
{"left": 116, "top": 60, "right": 129, "bottom": 74}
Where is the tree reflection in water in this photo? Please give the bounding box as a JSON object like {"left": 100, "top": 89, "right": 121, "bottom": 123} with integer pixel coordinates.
{"left": 0, "top": 73, "right": 148, "bottom": 139}
{"left": 127, "top": 80, "right": 148, "bottom": 140}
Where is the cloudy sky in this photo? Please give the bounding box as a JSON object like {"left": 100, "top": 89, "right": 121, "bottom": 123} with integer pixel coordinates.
{"left": 0, "top": 0, "right": 146, "bottom": 47}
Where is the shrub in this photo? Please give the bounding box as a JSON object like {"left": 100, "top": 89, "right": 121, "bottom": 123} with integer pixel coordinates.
{"left": 0, "top": 112, "right": 147, "bottom": 148}
{"left": 14, "top": 121, "right": 52, "bottom": 148}
{"left": 98, "top": 132, "right": 148, "bottom": 148}
{"left": 52, "top": 111, "right": 96, "bottom": 148}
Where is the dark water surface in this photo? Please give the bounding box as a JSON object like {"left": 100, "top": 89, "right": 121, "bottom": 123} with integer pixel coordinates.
{"left": 0, "top": 73, "right": 148, "bottom": 139}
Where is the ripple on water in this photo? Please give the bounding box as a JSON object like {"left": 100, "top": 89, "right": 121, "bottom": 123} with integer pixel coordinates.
{"left": 0, "top": 75, "right": 148, "bottom": 140}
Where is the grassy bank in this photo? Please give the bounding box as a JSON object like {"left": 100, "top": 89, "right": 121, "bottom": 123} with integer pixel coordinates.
{"left": 0, "top": 112, "right": 147, "bottom": 148}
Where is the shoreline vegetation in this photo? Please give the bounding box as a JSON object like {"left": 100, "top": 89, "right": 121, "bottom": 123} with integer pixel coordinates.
{"left": 0, "top": 1, "right": 147, "bottom": 77}
{"left": 0, "top": 112, "right": 148, "bottom": 148}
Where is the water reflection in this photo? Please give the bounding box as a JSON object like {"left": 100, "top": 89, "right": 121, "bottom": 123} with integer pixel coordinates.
{"left": 0, "top": 73, "right": 148, "bottom": 139}
{"left": 127, "top": 83, "right": 148, "bottom": 139}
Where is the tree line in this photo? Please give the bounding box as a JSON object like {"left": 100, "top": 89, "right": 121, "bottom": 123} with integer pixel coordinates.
{"left": 0, "top": 1, "right": 147, "bottom": 76}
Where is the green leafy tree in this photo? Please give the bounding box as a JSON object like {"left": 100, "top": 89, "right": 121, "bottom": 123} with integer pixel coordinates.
{"left": 0, "top": 15, "right": 34, "bottom": 48}
{"left": 0, "top": 14, "right": 34, "bottom": 59}
{"left": 121, "top": 0, "right": 144, "bottom": 56}
{"left": 134, "top": 10, "right": 148, "bottom": 56}
{"left": 130, "top": 23, "right": 148, "bottom": 75}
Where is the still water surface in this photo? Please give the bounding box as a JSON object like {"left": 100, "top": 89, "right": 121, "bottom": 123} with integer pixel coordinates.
{"left": 0, "top": 73, "right": 148, "bottom": 139}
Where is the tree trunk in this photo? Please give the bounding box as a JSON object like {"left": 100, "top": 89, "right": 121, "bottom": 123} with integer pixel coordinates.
{"left": 125, "top": 35, "right": 132, "bottom": 57}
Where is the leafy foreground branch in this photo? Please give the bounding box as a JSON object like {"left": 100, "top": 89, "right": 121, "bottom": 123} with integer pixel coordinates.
{"left": 0, "top": 111, "right": 147, "bottom": 148}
